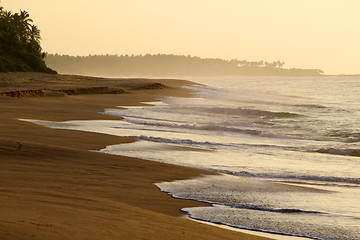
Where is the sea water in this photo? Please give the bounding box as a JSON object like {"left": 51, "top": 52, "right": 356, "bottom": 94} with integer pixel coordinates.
{"left": 25, "top": 76, "right": 360, "bottom": 240}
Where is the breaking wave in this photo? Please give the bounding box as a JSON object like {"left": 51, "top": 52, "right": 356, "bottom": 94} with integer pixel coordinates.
{"left": 119, "top": 119, "right": 266, "bottom": 136}
{"left": 315, "top": 148, "right": 360, "bottom": 157}
{"left": 217, "top": 170, "right": 360, "bottom": 185}
{"left": 293, "top": 104, "right": 327, "bottom": 109}
{"left": 197, "top": 107, "right": 303, "bottom": 119}
{"left": 133, "top": 135, "right": 227, "bottom": 148}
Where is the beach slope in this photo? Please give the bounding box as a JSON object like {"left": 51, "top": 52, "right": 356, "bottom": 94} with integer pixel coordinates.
{"left": 0, "top": 73, "right": 272, "bottom": 240}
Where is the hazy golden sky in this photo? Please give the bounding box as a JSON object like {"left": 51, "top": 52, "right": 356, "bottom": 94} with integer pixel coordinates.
{"left": 3, "top": 0, "right": 359, "bottom": 74}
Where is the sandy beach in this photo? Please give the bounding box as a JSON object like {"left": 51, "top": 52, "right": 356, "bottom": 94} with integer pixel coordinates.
{"left": 0, "top": 72, "right": 272, "bottom": 240}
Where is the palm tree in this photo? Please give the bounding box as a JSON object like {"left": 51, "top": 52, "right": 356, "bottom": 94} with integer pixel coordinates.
{"left": 19, "top": 10, "right": 32, "bottom": 25}
{"left": 0, "top": 9, "right": 17, "bottom": 53}
{"left": 29, "top": 24, "right": 41, "bottom": 42}
{"left": 12, "top": 10, "right": 34, "bottom": 43}
{"left": 0, "top": 7, "right": 41, "bottom": 56}
{"left": 0, "top": 9, "right": 13, "bottom": 27}
{"left": 0, "top": 6, "right": 55, "bottom": 73}
{"left": 26, "top": 25, "right": 42, "bottom": 57}
{"left": 19, "top": 10, "right": 33, "bottom": 39}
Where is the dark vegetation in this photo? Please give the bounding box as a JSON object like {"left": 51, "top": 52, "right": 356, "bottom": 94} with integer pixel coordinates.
{"left": 0, "top": 7, "right": 56, "bottom": 73}
{"left": 46, "top": 54, "right": 324, "bottom": 77}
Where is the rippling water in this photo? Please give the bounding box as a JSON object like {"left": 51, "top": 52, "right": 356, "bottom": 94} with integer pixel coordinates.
{"left": 25, "top": 76, "right": 360, "bottom": 240}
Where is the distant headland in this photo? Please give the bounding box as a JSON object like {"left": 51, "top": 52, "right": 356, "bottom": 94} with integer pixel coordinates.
{"left": 46, "top": 54, "right": 324, "bottom": 77}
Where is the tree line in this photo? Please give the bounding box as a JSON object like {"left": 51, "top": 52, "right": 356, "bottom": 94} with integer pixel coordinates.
{"left": 46, "top": 54, "right": 324, "bottom": 77}
{"left": 0, "top": 6, "right": 55, "bottom": 73}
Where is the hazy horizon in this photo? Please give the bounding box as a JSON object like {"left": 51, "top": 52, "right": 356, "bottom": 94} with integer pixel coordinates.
{"left": 2, "top": 0, "right": 359, "bottom": 75}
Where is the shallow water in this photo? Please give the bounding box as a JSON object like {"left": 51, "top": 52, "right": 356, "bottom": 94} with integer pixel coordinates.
{"left": 25, "top": 76, "right": 360, "bottom": 240}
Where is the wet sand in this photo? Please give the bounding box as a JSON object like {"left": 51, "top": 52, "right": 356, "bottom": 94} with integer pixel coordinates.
{"left": 0, "top": 73, "right": 272, "bottom": 240}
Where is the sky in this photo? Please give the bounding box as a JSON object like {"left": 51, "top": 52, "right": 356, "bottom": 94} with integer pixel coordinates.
{"left": 2, "top": 0, "right": 359, "bottom": 74}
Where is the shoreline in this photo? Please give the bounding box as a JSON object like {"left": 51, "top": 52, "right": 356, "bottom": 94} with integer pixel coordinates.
{"left": 186, "top": 217, "right": 312, "bottom": 240}
{"left": 0, "top": 72, "right": 272, "bottom": 239}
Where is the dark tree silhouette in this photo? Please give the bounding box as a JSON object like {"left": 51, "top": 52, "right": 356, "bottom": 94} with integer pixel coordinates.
{"left": 0, "top": 6, "right": 55, "bottom": 73}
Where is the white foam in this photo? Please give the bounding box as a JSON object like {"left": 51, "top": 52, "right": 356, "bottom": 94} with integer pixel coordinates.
{"left": 186, "top": 217, "right": 314, "bottom": 240}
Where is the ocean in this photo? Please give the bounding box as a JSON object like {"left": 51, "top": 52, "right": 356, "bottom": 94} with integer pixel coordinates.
{"left": 25, "top": 76, "right": 360, "bottom": 240}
